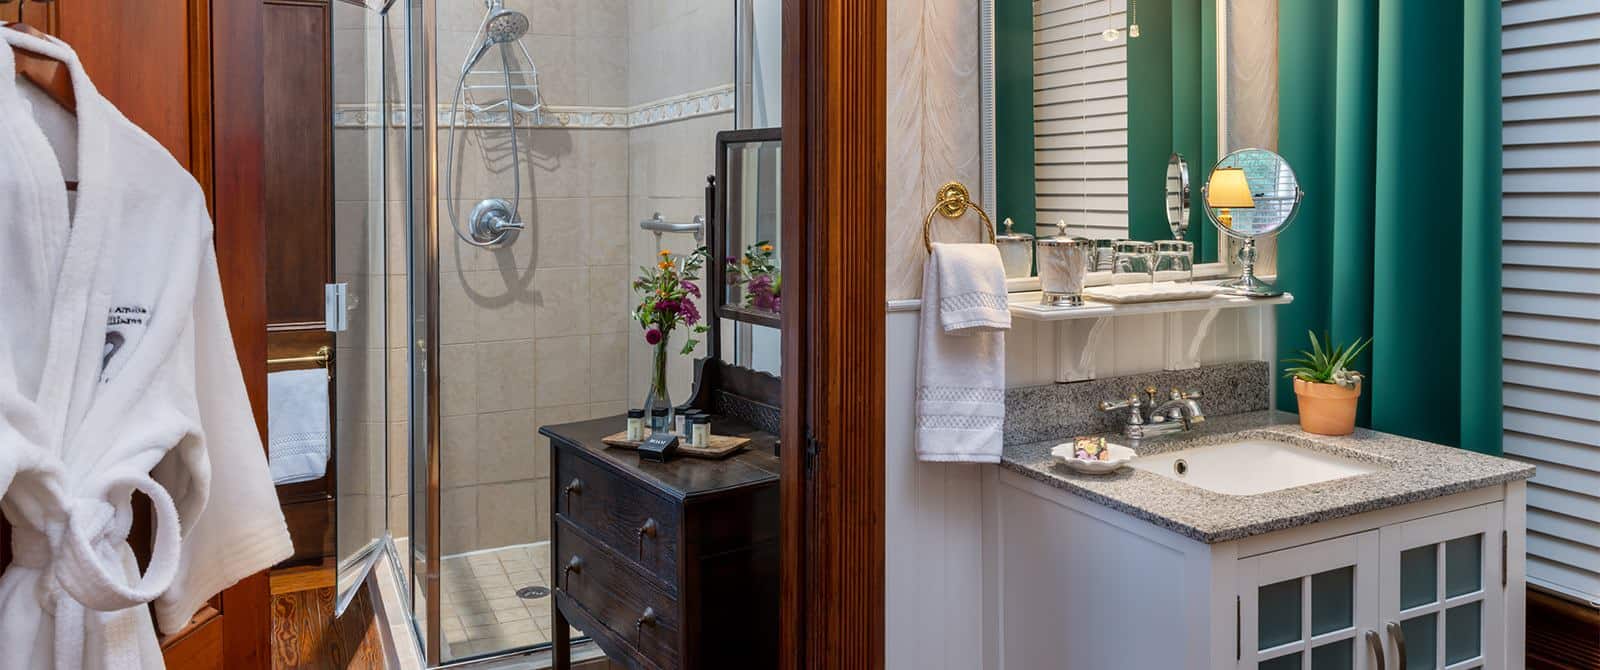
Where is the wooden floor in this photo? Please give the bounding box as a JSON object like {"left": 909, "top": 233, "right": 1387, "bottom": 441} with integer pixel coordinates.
{"left": 1528, "top": 589, "right": 1600, "bottom": 670}
{"left": 269, "top": 566, "right": 385, "bottom": 670}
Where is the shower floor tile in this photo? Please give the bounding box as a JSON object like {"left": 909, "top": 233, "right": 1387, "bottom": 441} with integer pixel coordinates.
{"left": 439, "top": 542, "right": 555, "bottom": 660}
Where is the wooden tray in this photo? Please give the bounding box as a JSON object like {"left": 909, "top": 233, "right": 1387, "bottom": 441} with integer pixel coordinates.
{"left": 602, "top": 431, "right": 752, "bottom": 459}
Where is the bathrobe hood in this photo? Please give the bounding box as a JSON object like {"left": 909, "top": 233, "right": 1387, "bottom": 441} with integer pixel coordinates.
{"left": 0, "top": 27, "right": 292, "bottom": 669}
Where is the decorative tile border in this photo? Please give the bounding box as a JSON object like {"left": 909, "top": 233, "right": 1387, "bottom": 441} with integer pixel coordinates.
{"left": 333, "top": 84, "right": 735, "bottom": 131}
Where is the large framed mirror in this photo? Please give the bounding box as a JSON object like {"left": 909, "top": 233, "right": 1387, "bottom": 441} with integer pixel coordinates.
{"left": 713, "top": 128, "right": 783, "bottom": 373}
{"left": 983, "top": 0, "right": 1264, "bottom": 284}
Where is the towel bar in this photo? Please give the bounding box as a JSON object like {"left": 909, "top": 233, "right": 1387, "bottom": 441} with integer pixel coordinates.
{"left": 268, "top": 346, "right": 332, "bottom": 369}
{"left": 922, "top": 181, "right": 996, "bottom": 253}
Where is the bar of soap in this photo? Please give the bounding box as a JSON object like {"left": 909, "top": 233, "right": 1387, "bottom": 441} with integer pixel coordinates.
{"left": 1073, "top": 435, "right": 1108, "bottom": 461}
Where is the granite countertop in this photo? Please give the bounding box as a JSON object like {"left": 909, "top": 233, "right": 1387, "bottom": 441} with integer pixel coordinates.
{"left": 1001, "top": 411, "right": 1536, "bottom": 544}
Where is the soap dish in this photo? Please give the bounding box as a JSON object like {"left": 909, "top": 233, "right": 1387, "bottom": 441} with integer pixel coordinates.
{"left": 1051, "top": 442, "right": 1137, "bottom": 474}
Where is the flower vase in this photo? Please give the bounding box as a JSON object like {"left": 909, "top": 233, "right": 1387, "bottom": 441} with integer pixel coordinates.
{"left": 643, "top": 338, "right": 674, "bottom": 432}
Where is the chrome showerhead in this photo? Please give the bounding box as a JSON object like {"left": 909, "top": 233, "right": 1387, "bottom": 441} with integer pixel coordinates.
{"left": 464, "top": 8, "right": 529, "bottom": 71}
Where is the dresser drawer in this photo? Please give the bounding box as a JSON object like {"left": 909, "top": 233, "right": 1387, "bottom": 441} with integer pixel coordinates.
{"left": 556, "top": 517, "right": 680, "bottom": 669}
{"left": 555, "top": 447, "right": 680, "bottom": 585}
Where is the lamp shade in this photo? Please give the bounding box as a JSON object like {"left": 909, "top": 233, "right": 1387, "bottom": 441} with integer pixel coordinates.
{"left": 1206, "top": 168, "right": 1256, "bottom": 209}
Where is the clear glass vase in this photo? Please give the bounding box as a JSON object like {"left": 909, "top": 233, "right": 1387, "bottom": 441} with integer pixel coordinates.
{"left": 643, "top": 338, "right": 674, "bottom": 432}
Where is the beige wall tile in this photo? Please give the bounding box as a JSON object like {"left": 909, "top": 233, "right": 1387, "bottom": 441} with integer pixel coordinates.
{"left": 441, "top": 414, "right": 480, "bottom": 489}
{"left": 535, "top": 336, "right": 591, "bottom": 407}
{"left": 576, "top": 38, "right": 628, "bottom": 107}
{"left": 536, "top": 404, "right": 591, "bottom": 427}
{"left": 583, "top": 130, "right": 629, "bottom": 197}
{"left": 443, "top": 486, "right": 480, "bottom": 555}
{"left": 477, "top": 409, "right": 540, "bottom": 483}
{"left": 530, "top": 198, "right": 589, "bottom": 268}
{"left": 588, "top": 264, "right": 631, "bottom": 334}
{"left": 466, "top": 270, "right": 538, "bottom": 341}
{"left": 440, "top": 343, "right": 479, "bottom": 416}
{"left": 477, "top": 481, "right": 539, "bottom": 548}
{"left": 532, "top": 267, "right": 591, "bottom": 337}
{"left": 587, "top": 331, "right": 630, "bottom": 403}
{"left": 576, "top": 0, "right": 628, "bottom": 38}
{"left": 587, "top": 198, "right": 630, "bottom": 266}
{"left": 475, "top": 340, "right": 537, "bottom": 412}
{"left": 587, "top": 401, "right": 627, "bottom": 419}
{"left": 440, "top": 267, "right": 479, "bottom": 345}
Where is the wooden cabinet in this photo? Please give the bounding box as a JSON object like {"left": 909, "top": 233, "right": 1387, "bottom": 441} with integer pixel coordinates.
{"left": 991, "top": 470, "right": 1525, "bottom": 670}
{"left": 1236, "top": 505, "right": 1506, "bottom": 669}
{"left": 541, "top": 416, "right": 781, "bottom": 670}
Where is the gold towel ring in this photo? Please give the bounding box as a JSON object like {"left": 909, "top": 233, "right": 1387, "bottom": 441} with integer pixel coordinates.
{"left": 922, "top": 181, "right": 996, "bottom": 253}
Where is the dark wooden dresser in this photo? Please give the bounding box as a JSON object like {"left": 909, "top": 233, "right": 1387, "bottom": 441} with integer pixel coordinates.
{"left": 541, "top": 416, "right": 780, "bottom": 670}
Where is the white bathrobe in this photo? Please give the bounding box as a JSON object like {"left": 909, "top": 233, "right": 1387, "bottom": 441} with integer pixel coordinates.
{"left": 0, "top": 28, "right": 292, "bottom": 669}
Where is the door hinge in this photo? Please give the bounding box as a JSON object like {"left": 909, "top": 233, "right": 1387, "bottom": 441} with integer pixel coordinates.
{"left": 804, "top": 428, "right": 820, "bottom": 477}
{"left": 1235, "top": 595, "right": 1241, "bottom": 660}
{"left": 325, "top": 282, "right": 349, "bottom": 332}
{"left": 1501, "top": 529, "right": 1508, "bottom": 588}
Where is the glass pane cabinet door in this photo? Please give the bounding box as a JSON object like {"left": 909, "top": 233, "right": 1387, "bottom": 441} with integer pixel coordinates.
{"left": 1379, "top": 504, "right": 1505, "bottom": 670}
{"left": 1238, "top": 531, "right": 1382, "bottom": 669}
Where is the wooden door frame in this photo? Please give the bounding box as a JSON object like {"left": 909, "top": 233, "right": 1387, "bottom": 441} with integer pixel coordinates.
{"left": 779, "top": 0, "right": 887, "bottom": 667}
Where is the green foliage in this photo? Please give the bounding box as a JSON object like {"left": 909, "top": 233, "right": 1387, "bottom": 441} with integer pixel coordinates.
{"left": 1282, "top": 331, "right": 1372, "bottom": 389}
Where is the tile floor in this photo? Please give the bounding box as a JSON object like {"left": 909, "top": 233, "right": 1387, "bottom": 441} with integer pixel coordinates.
{"left": 439, "top": 542, "right": 564, "bottom": 660}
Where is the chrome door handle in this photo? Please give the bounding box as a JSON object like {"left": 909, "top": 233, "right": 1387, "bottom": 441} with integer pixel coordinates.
{"left": 1385, "top": 621, "right": 1406, "bottom": 670}
{"left": 1364, "top": 629, "right": 1386, "bottom": 670}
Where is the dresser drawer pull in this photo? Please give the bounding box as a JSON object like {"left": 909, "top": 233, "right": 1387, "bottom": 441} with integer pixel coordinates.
{"left": 563, "top": 478, "right": 583, "bottom": 509}
{"left": 636, "top": 518, "right": 659, "bottom": 560}
{"left": 635, "top": 607, "right": 658, "bottom": 637}
{"left": 562, "top": 555, "right": 584, "bottom": 588}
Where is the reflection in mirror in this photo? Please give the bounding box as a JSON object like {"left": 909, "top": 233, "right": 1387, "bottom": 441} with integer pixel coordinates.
{"left": 1203, "top": 148, "right": 1303, "bottom": 296}
{"left": 986, "top": 0, "right": 1222, "bottom": 264}
{"left": 1166, "top": 153, "right": 1190, "bottom": 239}
{"left": 714, "top": 129, "right": 783, "bottom": 375}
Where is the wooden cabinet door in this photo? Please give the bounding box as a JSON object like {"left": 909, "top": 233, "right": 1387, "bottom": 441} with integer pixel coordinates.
{"left": 7, "top": 2, "right": 272, "bottom": 669}
{"left": 1236, "top": 530, "right": 1383, "bottom": 670}
{"left": 1378, "top": 504, "right": 1506, "bottom": 670}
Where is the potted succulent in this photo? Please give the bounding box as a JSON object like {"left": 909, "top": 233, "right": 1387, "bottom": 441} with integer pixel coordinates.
{"left": 1282, "top": 331, "right": 1372, "bottom": 436}
{"left": 632, "top": 247, "right": 709, "bottom": 431}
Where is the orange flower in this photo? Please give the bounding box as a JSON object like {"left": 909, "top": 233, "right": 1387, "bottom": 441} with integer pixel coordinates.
{"left": 658, "top": 249, "right": 672, "bottom": 257}
{"left": 760, "top": 244, "right": 773, "bottom": 252}
{"left": 658, "top": 261, "right": 672, "bottom": 270}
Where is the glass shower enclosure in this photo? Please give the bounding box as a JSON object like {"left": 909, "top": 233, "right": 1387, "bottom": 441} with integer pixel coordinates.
{"left": 331, "top": 0, "right": 746, "bottom": 665}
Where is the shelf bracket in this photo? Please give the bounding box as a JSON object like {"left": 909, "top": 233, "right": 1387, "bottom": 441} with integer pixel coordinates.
{"left": 1054, "top": 316, "right": 1111, "bottom": 383}
{"left": 1163, "top": 307, "right": 1221, "bottom": 371}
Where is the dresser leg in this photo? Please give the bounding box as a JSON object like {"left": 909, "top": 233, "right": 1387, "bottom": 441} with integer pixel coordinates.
{"left": 553, "top": 602, "right": 570, "bottom": 670}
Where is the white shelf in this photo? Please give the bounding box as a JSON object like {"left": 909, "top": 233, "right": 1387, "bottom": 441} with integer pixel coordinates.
{"left": 1009, "top": 289, "right": 1293, "bottom": 321}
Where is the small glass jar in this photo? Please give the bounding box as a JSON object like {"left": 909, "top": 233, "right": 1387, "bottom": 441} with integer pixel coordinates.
{"left": 1096, "top": 239, "right": 1122, "bottom": 272}
{"left": 626, "top": 409, "right": 646, "bottom": 441}
{"left": 1036, "top": 237, "right": 1095, "bottom": 306}
{"left": 676, "top": 409, "right": 702, "bottom": 437}
{"left": 1111, "top": 241, "right": 1156, "bottom": 284}
{"left": 994, "top": 218, "right": 1035, "bottom": 279}
{"left": 689, "top": 415, "right": 711, "bottom": 448}
{"left": 650, "top": 406, "right": 670, "bottom": 433}
{"left": 1154, "top": 240, "right": 1195, "bottom": 283}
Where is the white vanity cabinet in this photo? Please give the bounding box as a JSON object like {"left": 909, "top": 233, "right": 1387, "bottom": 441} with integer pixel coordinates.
{"left": 987, "top": 470, "right": 1526, "bottom": 670}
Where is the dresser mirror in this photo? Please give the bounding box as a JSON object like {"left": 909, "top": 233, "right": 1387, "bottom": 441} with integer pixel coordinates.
{"left": 712, "top": 128, "right": 782, "bottom": 376}
{"left": 981, "top": 0, "right": 1295, "bottom": 285}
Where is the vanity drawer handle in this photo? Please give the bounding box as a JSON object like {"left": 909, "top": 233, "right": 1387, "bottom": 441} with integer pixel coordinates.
{"left": 636, "top": 518, "right": 659, "bottom": 560}
{"left": 562, "top": 555, "right": 584, "bottom": 588}
{"left": 1385, "top": 621, "right": 1406, "bottom": 670}
{"left": 635, "top": 606, "right": 658, "bottom": 639}
{"left": 1364, "top": 629, "right": 1385, "bottom": 670}
{"left": 563, "top": 478, "right": 583, "bottom": 508}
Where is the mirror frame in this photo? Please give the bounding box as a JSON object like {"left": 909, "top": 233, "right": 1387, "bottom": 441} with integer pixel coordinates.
{"left": 1200, "top": 146, "right": 1305, "bottom": 241}
{"left": 1166, "top": 152, "right": 1190, "bottom": 239}
{"left": 712, "top": 127, "right": 784, "bottom": 330}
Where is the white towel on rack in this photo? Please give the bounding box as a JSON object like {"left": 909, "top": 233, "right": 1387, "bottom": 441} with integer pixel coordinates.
{"left": 916, "top": 243, "right": 1008, "bottom": 463}
{"left": 267, "top": 369, "right": 330, "bottom": 485}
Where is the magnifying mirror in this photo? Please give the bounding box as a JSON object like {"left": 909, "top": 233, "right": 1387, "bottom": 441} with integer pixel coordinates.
{"left": 1202, "top": 148, "right": 1303, "bottom": 297}
{"left": 1165, "top": 153, "right": 1190, "bottom": 240}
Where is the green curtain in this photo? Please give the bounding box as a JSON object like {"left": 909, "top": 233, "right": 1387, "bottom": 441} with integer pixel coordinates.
{"left": 995, "top": 0, "right": 1035, "bottom": 234}
{"left": 1275, "top": 0, "right": 1503, "bottom": 454}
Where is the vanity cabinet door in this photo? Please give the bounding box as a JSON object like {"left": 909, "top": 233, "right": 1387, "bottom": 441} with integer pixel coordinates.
{"left": 1378, "top": 504, "right": 1505, "bottom": 670}
{"left": 1237, "top": 530, "right": 1383, "bottom": 670}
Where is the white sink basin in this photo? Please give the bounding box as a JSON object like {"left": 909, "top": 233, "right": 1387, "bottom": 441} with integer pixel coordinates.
{"left": 1130, "top": 438, "right": 1381, "bottom": 496}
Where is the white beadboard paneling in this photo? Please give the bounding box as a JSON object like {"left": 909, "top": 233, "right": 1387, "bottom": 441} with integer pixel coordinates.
{"left": 1034, "top": 0, "right": 1129, "bottom": 234}
{"left": 1501, "top": 0, "right": 1600, "bottom": 603}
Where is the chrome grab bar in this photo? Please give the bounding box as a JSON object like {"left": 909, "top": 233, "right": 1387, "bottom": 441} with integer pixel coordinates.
{"left": 640, "top": 212, "right": 705, "bottom": 244}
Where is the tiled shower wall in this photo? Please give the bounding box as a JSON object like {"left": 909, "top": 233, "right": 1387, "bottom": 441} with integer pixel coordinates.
{"left": 330, "top": 0, "right": 736, "bottom": 556}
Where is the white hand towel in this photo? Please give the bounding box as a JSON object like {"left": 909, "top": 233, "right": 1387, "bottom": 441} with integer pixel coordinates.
{"left": 935, "top": 243, "right": 1012, "bottom": 334}
{"left": 916, "top": 243, "right": 1009, "bottom": 463}
{"left": 267, "top": 369, "right": 331, "bottom": 484}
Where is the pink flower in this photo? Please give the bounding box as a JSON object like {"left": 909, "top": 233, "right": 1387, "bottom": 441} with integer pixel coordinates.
{"left": 644, "top": 327, "right": 663, "bottom": 345}
{"left": 655, "top": 299, "right": 680, "bottom": 314}
{"left": 680, "top": 299, "right": 701, "bottom": 326}
{"left": 680, "top": 279, "right": 701, "bottom": 298}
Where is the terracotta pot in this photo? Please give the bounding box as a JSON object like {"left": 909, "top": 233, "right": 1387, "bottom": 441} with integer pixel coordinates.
{"left": 1293, "top": 377, "right": 1361, "bottom": 436}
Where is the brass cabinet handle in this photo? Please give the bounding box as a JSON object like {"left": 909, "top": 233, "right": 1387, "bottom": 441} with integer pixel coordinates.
{"left": 562, "top": 555, "right": 583, "bottom": 588}
{"left": 1385, "top": 621, "right": 1406, "bottom": 670}
{"left": 1364, "top": 629, "right": 1386, "bottom": 670}
{"left": 636, "top": 518, "right": 658, "bottom": 560}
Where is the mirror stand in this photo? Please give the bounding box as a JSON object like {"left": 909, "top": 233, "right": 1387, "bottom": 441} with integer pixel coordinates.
{"left": 1219, "top": 238, "right": 1282, "bottom": 297}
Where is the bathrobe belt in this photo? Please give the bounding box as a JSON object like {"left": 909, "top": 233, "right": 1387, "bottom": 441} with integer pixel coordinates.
{"left": 7, "top": 469, "right": 183, "bottom": 666}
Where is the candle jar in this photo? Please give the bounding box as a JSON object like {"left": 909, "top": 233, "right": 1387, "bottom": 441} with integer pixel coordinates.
{"left": 1154, "top": 240, "right": 1195, "bottom": 283}
{"left": 1111, "top": 241, "right": 1156, "bottom": 284}
{"left": 1036, "top": 237, "right": 1095, "bottom": 306}
{"left": 690, "top": 415, "right": 711, "bottom": 448}
{"left": 994, "top": 218, "right": 1035, "bottom": 279}
{"left": 626, "top": 409, "right": 645, "bottom": 441}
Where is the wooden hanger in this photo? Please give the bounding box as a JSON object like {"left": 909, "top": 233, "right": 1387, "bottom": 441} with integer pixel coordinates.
{"left": 6, "top": 21, "right": 77, "bottom": 190}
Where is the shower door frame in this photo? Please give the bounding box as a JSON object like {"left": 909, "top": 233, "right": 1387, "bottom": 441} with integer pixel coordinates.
{"left": 778, "top": 0, "right": 888, "bottom": 667}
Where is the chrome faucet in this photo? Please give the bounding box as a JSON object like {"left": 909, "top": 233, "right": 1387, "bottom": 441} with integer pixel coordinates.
{"left": 1098, "top": 386, "right": 1206, "bottom": 440}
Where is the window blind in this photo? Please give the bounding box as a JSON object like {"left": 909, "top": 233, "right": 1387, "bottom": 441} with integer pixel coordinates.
{"left": 1500, "top": 0, "right": 1600, "bottom": 606}
{"left": 1034, "top": 0, "right": 1128, "bottom": 237}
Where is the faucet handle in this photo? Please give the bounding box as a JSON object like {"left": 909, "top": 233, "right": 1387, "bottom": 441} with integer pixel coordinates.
{"left": 1170, "top": 388, "right": 1203, "bottom": 400}
{"left": 1099, "top": 396, "right": 1140, "bottom": 412}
